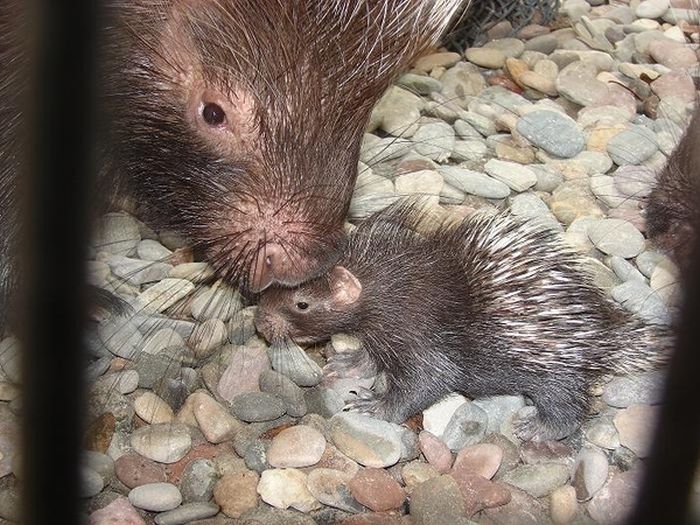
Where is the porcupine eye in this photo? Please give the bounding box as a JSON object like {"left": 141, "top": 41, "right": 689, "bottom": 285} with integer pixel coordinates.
{"left": 202, "top": 102, "right": 226, "bottom": 126}
{"left": 296, "top": 302, "right": 309, "bottom": 311}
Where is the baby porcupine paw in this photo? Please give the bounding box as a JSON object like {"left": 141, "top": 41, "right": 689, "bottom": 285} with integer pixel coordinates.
{"left": 343, "top": 387, "right": 387, "bottom": 418}
{"left": 514, "top": 407, "right": 575, "bottom": 442}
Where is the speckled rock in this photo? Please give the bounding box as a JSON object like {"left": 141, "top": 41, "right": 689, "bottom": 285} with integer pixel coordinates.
{"left": 130, "top": 423, "right": 192, "bottom": 464}
{"left": 213, "top": 470, "right": 260, "bottom": 518}
{"left": 348, "top": 468, "right": 406, "bottom": 511}
{"left": 88, "top": 496, "right": 146, "bottom": 525}
{"left": 500, "top": 462, "right": 570, "bottom": 498}
{"left": 329, "top": 413, "right": 403, "bottom": 468}
{"left": 256, "top": 468, "right": 321, "bottom": 513}
{"left": 266, "top": 425, "right": 327, "bottom": 468}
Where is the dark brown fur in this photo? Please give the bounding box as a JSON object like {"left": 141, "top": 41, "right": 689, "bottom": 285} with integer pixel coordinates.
{"left": 0, "top": 0, "right": 465, "bottom": 324}
{"left": 256, "top": 203, "right": 672, "bottom": 441}
{"left": 647, "top": 102, "right": 700, "bottom": 277}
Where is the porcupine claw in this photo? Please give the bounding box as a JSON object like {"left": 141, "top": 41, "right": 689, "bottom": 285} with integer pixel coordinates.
{"left": 343, "top": 386, "right": 384, "bottom": 417}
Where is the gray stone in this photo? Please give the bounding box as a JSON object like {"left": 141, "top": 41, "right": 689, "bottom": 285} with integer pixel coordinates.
{"left": 128, "top": 482, "right": 182, "bottom": 512}
{"left": 155, "top": 503, "right": 220, "bottom": 525}
{"left": 611, "top": 280, "right": 670, "bottom": 324}
{"left": 587, "top": 219, "right": 645, "bottom": 258}
{"left": 440, "top": 166, "right": 510, "bottom": 199}
{"left": 268, "top": 341, "right": 323, "bottom": 387}
{"left": 231, "top": 392, "right": 285, "bottom": 422}
{"left": 329, "top": 412, "right": 403, "bottom": 468}
{"left": 180, "top": 459, "right": 218, "bottom": 503}
{"left": 607, "top": 125, "right": 659, "bottom": 166}
{"left": 441, "top": 402, "right": 488, "bottom": 451}
{"left": 412, "top": 122, "right": 455, "bottom": 162}
{"left": 500, "top": 462, "right": 570, "bottom": 498}
{"left": 516, "top": 110, "right": 585, "bottom": 158}
{"left": 484, "top": 159, "right": 538, "bottom": 192}
{"left": 603, "top": 371, "right": 666, "bottom": 408}
{"left": 259, "top": 370, "right": 307, "bottom": 417}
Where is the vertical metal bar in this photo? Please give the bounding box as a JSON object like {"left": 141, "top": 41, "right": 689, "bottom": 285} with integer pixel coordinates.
{"left": 21, "top": 2, "right": 97, "bottom": 523}
{"left": 627, "top": 227, "right": 700, "bottom": 523}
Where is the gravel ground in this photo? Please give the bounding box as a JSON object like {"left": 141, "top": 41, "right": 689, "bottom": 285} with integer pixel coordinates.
{"left": 1, "top": 0, "right": 700, "bottom": 524}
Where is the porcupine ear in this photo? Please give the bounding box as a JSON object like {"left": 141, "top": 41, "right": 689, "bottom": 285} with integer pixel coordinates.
{"left": 328, "top": 266, "right": 362, "bottom": 308}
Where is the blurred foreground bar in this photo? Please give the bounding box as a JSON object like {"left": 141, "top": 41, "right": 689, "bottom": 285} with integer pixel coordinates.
{"left": 22, "top": 2, "right": 97, "bottom": 524}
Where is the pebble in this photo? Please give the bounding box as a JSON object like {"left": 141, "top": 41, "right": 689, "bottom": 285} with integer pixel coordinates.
{"left": 439, "top": 166, "right": 510, "bottom": 199}
{"left": 306, "top": 468, "right": 364, "bottom": 513}
{"left": 137, "top": 239, "right": 172, "bottom": 261}
{"left": 606, "top": 125, "right": 659, "bottom": 165}
{"left": 418, "top": 431, "right": 453, "bottom": 473}
{"left": 154, "top": 502, "right": 220, "bottom": 525}
{"left": 266, "top": 425, "right": 326, "bottom": 468}
{"left": 441, "top": 63, "right": 487, "bottom": 108}
{"left": 585, "top": 417, "right": 621, "bottom": 450}
{"left": 550, "top": 485, "right": 578, "bottom": 525}
{"left": 394, "top": 169, "right": 444, "bottom": 198}
{"left": 556, "top": 61, "right": 609, "bottom": 106}
{"left": 130, "top": 423, "right": 192, "bottom": 464}
{"left": 613, "top": 404, "right": 659, "bottom": 457}
{"left": 82, "top": 466, "right": 105, "bottom": 497}
{"left": 213, "top": 470, "right": 260, "bottom": 518}
{"left": 402, "top": 460, "right": 441, "bottom": 492}
{"left": 95, "top": 212, "right": 141, "bottom": 256}
{"left": 191, "top": 286, "right": 242, "bottom": 322}
{"left": 397, "top": 73, "right": 443, "bottom": 95}
{"left": 587, "top": 468, "right": 642, "bottom": 524}
{"left": 134, "top": 392, "right": 174, "bottom": 424}
{"left": 133, "top": 278, "right": 195, "bottom": 315}
{"left": 472, "top": 395, "right": 526, "bottom": 435}
{"left": 107, "top": 256, "right": 173, "bottom": 286}
{"left": 409, "top": 475, "right": 469, "bottom": 525}
{"left": 115, "top": 453, "right": 167, "bottom": 489}
{"left": 465, "top": 47, "right": 506, "bottom": 69}
{"left": 588, "top": 219, "right": 645, "bottom": 258}
{"left": 500, "top": 463, "right": 570, "bottom": 498}
{"left": 484, "top": 159, "right": 538, "bottom": 192}
{"left": 168, "top": 261, "right": 214, "bottom": 283}
{"left": 259, "top": 369, "right": 307, "bottom": 417}
{"left": 304, "top": 386, "right": 346, "bottom": 418}
{"left": 648, "top": 39, "right": 698, "bottom": 69}
{"left": 572, "top": 446, "right": 609, "bottom": 500}
{"left": 329, "top": 413, "right": 402, "bottom": 468}
{"left": 189, "top": 319, "right": 228, "bottom": 358}
{"left": 230, "top": 392, "right": 286, "bottom": 422}
{"left": 346, "top": 468, "right": 406, "bottom": 512}
{"left": 450, "top": 470, "right": 512, "bottom": 517}
{"left": 551, "top": 180, "right": 604, "bottom": 225}
{"left": 452, "top": 443, "right": 503, "bottom": 480}
{"left": 141, "top": 328, "right": 185, "bottom": 355}
{"left": 256, "top": 468, "right": 321, "bottom": 513}
{"left": 451, "top": 139, "right": 489, "bottom": 162}
{"left": 217, "top": 344, "right": 270, "bottom": 403}
{"left": 603, "top": 371, "right": 665, "bottom": 407}
{"left": 412, "top": 122, "right": 455, "bottom": 162}
{"left": 128, "top": 482, "right": 182, "bottom": 512}
{"left": 413, "top": 52, "right": 462, "bottom": 72}
{"left": 422, "top": 394, "right": 468, "bottom": 437}
{"left": 609, "top": 255, "right": 646, "bottom": 283}
{"left": 517, "top": 110, "right": 585, "bottom": 158}
{"left": 441, "top": 402, "right": 489, "bottom": 451}
{"left": 180, "top": 458, "right": 218, "bottom": 503}
{"left": 97, "top": 316, "right": 143, "bottom": 360}
{"left": 88, "top": 496, "right": 146, "bottom": 525}
{"left": 94, "top": 370, "right": 139, "bottom": 395}
{"left": 268, "top": 340, "right": 323, "bottom": 387}
{"left": 610, "top": 280, "right": 670, "bottom": 324}
{"left": 372, "top": 86, "right": 423, "bottom": 137}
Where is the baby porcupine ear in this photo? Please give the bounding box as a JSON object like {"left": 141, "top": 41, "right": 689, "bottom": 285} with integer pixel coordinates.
{"left": 328, "top": 266, "right": 362, "bottom": 308}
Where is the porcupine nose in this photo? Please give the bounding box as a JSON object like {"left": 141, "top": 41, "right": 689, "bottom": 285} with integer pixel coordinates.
{"left": 249, "top": 243, "right": 284, "bottom": 292}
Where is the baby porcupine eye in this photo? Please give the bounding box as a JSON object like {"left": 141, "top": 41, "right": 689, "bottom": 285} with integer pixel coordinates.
{"left": 201, "top": 102, "right": 226, "bottom": 126}
{"left": 296, "top": 301, "right": 309, "bottom": 311}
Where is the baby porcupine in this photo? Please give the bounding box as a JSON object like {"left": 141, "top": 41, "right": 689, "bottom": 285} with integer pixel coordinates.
{"left": 255, "top": 202, "right": 672, "bottom": 441}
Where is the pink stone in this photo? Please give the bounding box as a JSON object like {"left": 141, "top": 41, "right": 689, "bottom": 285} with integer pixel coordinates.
{"left": 418, "top": 431, "right": 453, "bottom": 473}
{"left": 348, "top": 468, "right": 406, "bottom": 511}
{"left": 88, "top": 496, "right": 146, "bottom": 525}
{"left": 450, "top": 470, "right": 512, "bottom": 518}
{"left": 452, "top": 443, "right": 503, "bottom": 480}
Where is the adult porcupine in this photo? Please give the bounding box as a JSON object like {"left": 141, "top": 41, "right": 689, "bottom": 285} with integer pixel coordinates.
{"left": 0, "top": 0, "right": 467, "bottom": 325}
{"left": 256, "top": 202, "right": 672, "bottom": 441}
{"left": 646, "top": 101, "right": 700, "bottom": 278}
